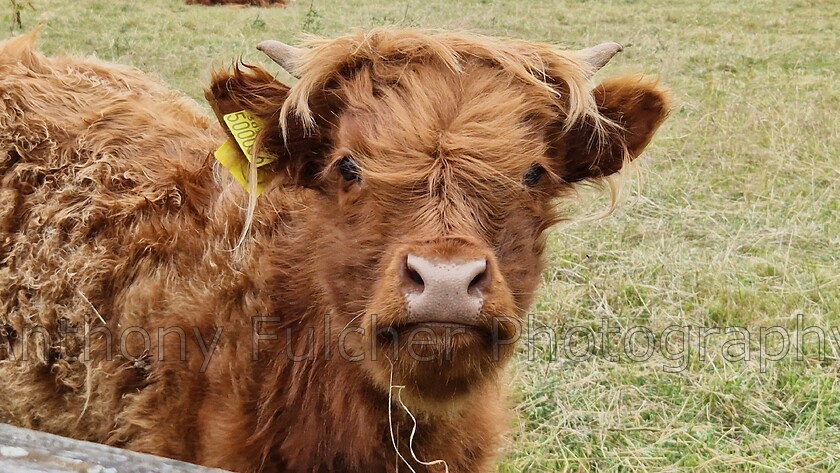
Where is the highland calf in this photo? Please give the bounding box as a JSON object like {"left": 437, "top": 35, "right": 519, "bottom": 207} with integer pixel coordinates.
{"left": 0, "top": 28, "right": 670, "bottom": 472}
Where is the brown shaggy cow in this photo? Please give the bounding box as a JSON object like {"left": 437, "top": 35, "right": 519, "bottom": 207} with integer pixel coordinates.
{"left": 185, "top": 0, "right": 288, "bottom": 6}
{"left": 0, "top": 28, "right": 669, "bottom": 472}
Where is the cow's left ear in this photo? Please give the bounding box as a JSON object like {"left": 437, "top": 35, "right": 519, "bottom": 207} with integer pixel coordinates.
{"left": 205, "top": 64, "right": 330, "bottom": 188}
{"left": 554, "top": 75, "right": 671, "bottom": 183}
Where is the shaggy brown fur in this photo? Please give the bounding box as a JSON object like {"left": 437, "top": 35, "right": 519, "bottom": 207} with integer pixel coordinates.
{"left": 186, "top": 0, "right": 288, "bottom": 7}
{"left": 0, "top": 28, "right": 670, "bottom": 472}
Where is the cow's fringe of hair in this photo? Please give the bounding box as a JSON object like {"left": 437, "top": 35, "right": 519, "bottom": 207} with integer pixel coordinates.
{"left": 235, "top": 29, "right": 627, "bottom": 242}
{"left": 277, "top": 28, "right": 613, "bottom": 143}
{"left": 234, "top": 30, "right": 651, "bottom": 249}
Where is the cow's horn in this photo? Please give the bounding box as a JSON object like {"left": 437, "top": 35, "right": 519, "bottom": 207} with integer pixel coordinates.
{"left": 257, "top": 40, "right": 303, "bottom": 77}
{"left": 579, "top": 42, "right": 624, "bottom": 73}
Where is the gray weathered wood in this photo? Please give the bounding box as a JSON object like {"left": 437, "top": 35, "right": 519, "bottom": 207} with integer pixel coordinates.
{"left": 0, "top": 423, "right": 232, "bottom": 473}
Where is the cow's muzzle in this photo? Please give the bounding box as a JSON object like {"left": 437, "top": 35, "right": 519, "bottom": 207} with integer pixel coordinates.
{"left": 378, "top": 236, "right": 511, "bottom": 335}
{"left": 401, "top": 253, "right": 488, "bottom": 327}
{"left": 362, "top": 237, "right": 520, "bottom": 402}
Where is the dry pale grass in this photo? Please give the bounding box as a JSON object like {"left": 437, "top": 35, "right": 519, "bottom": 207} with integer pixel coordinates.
{"left": 3, "top": 0, "right": 838, "bottom": 471}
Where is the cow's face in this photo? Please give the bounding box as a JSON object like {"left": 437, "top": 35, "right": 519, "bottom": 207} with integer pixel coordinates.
{"left": 208, "top": 31, "right": 670, "bottom": 408}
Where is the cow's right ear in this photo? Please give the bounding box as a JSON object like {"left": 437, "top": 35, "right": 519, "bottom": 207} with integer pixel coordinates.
{"left": 550, "top": 75, "right": 671, "bottom": 183}
{"left": 205, "top": 65, "right": 330, "bottom": 188}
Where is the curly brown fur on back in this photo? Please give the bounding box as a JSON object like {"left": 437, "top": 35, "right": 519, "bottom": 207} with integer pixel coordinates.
{"left": 0, "top": 27, "right": 670, "bottom": 472}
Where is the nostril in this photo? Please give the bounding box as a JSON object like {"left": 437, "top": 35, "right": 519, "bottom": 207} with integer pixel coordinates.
{"left": 406, "top": 265, "right": 425, "bottom": 287}
{"left": 404, "top": 254, "right": 426, "bottom": 289}
{"left": 404, "top": 254, "right": 488, "bottom": 297}
{"left": 468, "top": 269, "right": 487, "bottom": 291}
{"left": 467, "top": 259, "right": 489, "bottom": 292}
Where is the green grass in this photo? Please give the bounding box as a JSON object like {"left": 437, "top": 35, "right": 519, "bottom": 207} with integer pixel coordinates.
{"left": 4, "top": 0, "right": 839, "bottom": 471}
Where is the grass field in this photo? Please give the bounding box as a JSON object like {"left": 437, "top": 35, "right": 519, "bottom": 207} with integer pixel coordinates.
{"left": 4, "top": 0, "right": 839, "bottom": 471}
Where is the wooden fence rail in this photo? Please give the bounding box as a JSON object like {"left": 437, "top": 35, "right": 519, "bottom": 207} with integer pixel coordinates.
{"left": 0, "top": 423, "right": 232, "bottom": 473}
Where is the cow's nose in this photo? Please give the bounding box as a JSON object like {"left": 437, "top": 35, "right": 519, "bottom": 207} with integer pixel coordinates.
{"left": 402, "top": 254, "right": 489, "bottom": 323}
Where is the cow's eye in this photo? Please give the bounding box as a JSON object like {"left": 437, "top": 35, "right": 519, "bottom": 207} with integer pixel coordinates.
{"left": 337, "top": 156, "right": 361, "bottom": 182}
{"left": 522, "top": 164, "right": 545, "bottom": 187}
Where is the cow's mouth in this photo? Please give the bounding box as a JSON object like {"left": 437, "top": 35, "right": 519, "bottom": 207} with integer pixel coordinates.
{"left": 376, "top": 320, "right": 491, "bottom": 342}
{"left": 373, "top": 315, "right": 519, "bottom": 353}
{"left": 364, "top": 316, "right": 518, "bottom": 403}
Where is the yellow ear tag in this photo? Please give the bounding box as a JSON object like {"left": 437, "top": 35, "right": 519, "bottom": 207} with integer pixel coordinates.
{"left": 214, "top": 110, "right": 278, "bottom": 196}
{"left": 222, "top": 110, "right": 277, "bottom": 167}
{"left": 214, "top": 140, "right": 273, "bottom": 196}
